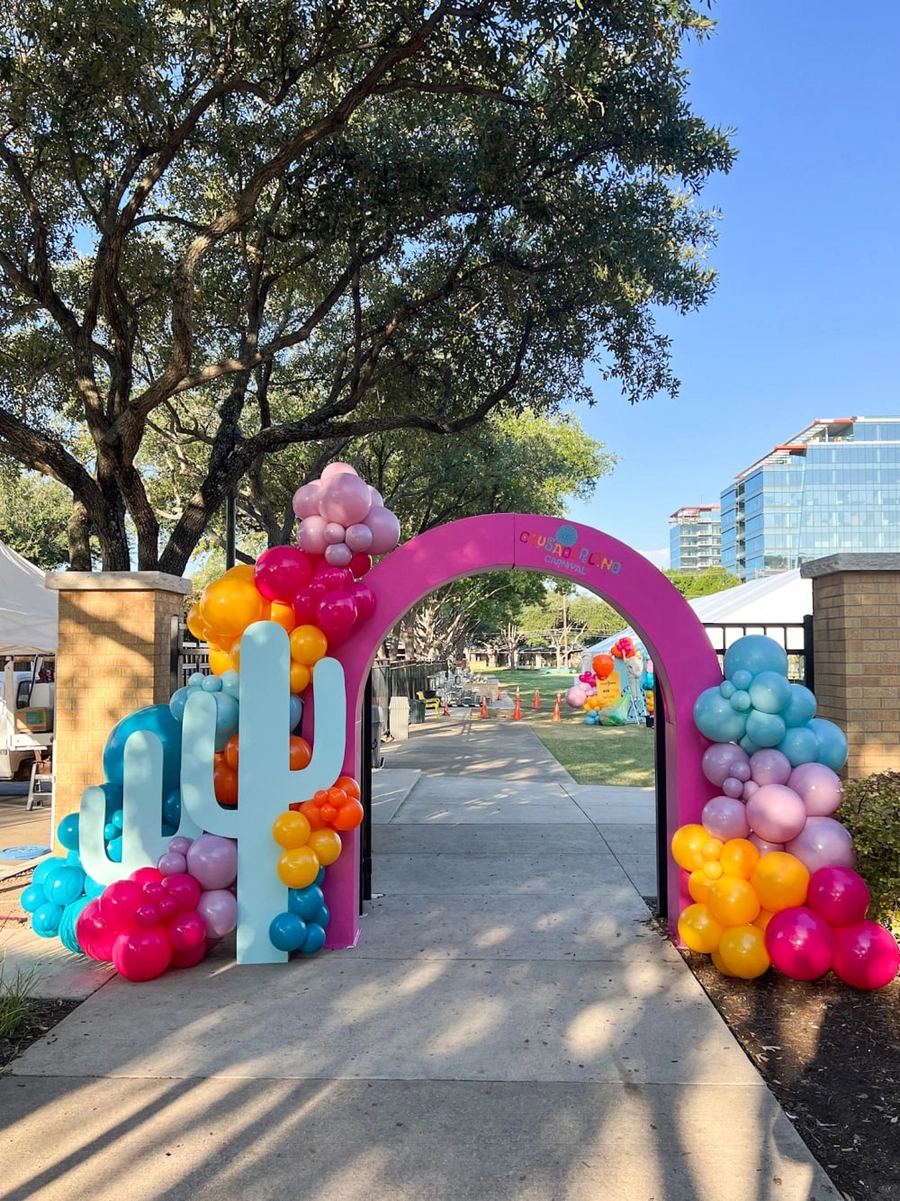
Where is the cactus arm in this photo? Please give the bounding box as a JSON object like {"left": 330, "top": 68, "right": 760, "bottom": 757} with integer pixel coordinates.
{"left": 181, "top": 689, "right": 235, "bottom": 837}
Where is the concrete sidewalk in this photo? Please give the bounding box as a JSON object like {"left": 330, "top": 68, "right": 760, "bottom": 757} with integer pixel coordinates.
{"left": 0, "top": 711, "right": 839, "bottom": 1200}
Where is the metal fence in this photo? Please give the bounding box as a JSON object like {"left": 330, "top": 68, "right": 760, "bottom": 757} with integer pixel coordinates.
{"left": 702, "top": 618, "right": 813, "bottom": 689}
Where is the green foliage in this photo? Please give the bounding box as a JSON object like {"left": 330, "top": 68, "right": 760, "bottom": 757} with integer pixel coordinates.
{"left": 665, "top": 566, "right": 741, "bottom": 599}
{"left": 0, "top": 1, "right": 733, "bottom": 573}
{"left": 0, "top": 469, "right": 73, "bottom": 568}
{"left": 0, "top": 960, "right": 38, "bottom": 1037}
{"left": 841, "top": 773, "right": 900, "bottom": 937}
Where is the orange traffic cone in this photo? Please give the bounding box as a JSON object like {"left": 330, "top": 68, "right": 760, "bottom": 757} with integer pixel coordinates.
{"left": 496, "top": 686, "right": 503, "bottom": 701}
{"left": 480, "top": 695, "right": 489, "bottom": 719}
{"left": 533, "top": 689, "right": 541, "bottom": 709}
{"left": 552, "top": 692, "right": 562, "bottom": 722}
{"left": 513, "top": 688, "right": 522, "bottom": 721}
{"left": 443, "top": 698, "right": 450, "bottom": 716}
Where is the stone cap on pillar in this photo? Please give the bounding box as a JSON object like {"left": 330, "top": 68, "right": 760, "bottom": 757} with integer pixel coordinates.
{"left": 45, "top": 571, "right": 192, "bottom": 595}
{"left": 801, "top": 554, "right": 900, "bottom": 578}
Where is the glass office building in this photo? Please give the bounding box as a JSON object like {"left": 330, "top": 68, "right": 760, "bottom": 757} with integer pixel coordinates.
{"left": 721, "top": 416, "right": 900, "bottom": 581}
{"left": 669, "top": 505, "right": 722, "bottom": 570}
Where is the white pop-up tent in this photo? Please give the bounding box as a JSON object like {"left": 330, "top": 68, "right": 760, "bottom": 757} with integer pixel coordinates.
{"left": 0, "top": 540, "right": 58, "bottom": 656}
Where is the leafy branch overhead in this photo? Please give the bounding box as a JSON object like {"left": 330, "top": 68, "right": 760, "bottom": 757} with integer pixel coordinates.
{"left": 0, "top": 1, "right": 734, "bottom": 573}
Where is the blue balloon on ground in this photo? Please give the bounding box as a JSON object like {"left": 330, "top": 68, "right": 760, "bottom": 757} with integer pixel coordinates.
{"left": 748, "top": 671, "right": 792, "bottom": 715}
{"left": 808, "top": 717, "right": 849, "bottom": 771}
{"left": 56, "top": 813, "right": 80, "bottom": 851}
{"left": 32, "top": 901, "right": 64, "bottom": 938}
{"left": 301, "top": 923, "right": 327, "bottom": 954}
{"left": 693, "top": 687, "right": 748, "bottom": 743}
{"left": 103, "top": 704, "right": 183, "bottom": 798}
{"left": 269, "top": 911, "right": 308, "bottom": 952}
{"left": 782, "top": 684, "right": 818, "bottom": 728}
{"left": 288, "top": 884, "right": 326, "bottom": 922}
{"left": 724, "top": 635, "right": 788, "bottom": 681}
{"left": 745, "top": 709, "right": 787, "bottom": 749}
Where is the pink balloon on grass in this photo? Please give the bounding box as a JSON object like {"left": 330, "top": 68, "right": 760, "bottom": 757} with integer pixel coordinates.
{"left": 363, "top": 505, "right": 401, "bottom": 554}
{"left": 701, "top": 795, "right": 750, "bottom": 841}
{"left": 785, "top": 816, "right": 856, "bottom": 874}
{"left": 749, "top": 748, "right": 792, "bottom": 787}
{"left": 788, "top": 762, "right": 844, "bottom": 816}
{"left": 746, "top": 784, "right": 808, "bottom": 843}
{"left": 832, "top": 921, "right": 900, "bottom": 989}
{"left": 566, "top": 685, "right": 588, "bottom": 708}
{"left": 319, "top": 471, "right": 373, "bottom": 526}
{"left": 297, "top": 514, "right": 328, "bottom": 555}
{"left": 807, "top": 865, "right": 870, "bottom": 927}
{"left": 702, "top": 743, "right": 750, "bottom": 787}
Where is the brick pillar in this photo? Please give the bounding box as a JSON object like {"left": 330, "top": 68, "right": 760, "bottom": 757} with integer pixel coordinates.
{"left": 801, "top": 554, "right": 900, "bottom": 779}
{"left": 45, "top": 572, "right": 193, "bottom": 838}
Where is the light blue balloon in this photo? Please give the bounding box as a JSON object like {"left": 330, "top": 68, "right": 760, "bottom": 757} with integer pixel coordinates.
{"left": 201, "top": 674, "right": 223, "bottom": 693}
{"left": 808, "top": 717, "right": 849, "bottom": 771}
{"left": 32, "top": 901, "right": 63, "bottom": 938}
{"left": 730, "top": 690, "right": 752, "bottom": 712}
{"left": 56, "top": 813, "right": 80, "bottom": 851}
{"left": 782, "top": 684, "right": 818, "bottom": 728}
{"left": 32, "top": 857, "right": 62, "bottom": 888}
{"left": 694, "top": 687, "right": 747, "bottom": 743}
{"left": 724, "top": 636, "right": 788, "bottom": 681}
{"left": 20, "top": 883, "right": 45, "bottom": 913}
{"left": 748, "top": 671, "right": 792, "bottom": 715}
{"left": 188, "top": 672, "right": 206, "bottom": 686}
{"left": 739, "top": 733, "right": 760, "bottom": 756}
{"left": 719, "top": 681, "right": 736, "bottom": 700}
{"left": 731, "top": 669, "right": 753, "bottom": 691}
{"left": 48, "top": 865, "right": 86, "bottom": 907}
{"left": 745, "top": 710, "right": 786, "bottom": 748}
{"left": 169, "top": 686, "right": 191, "bottom": 722}
{"left": 220, "top": 670, "right": 241, "bottom": 702}
{"left": 213, "top": 691, "right": 240, "bottom": 752}
{"left": 777, "top": 725, "right": 819, "bottom": 767}
{"left": 269, "top": 911, "right": 307, "bottom": 953}
{"left": 289, "top": 694, "right": 303, "bottom": 731}
{"left": 39, "top": 861, "right": 69, "bottom": 902}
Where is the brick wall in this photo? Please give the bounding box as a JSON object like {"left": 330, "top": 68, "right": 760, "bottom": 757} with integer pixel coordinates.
{"left": 46, "top": 572, "right": 192, "bottom": 834}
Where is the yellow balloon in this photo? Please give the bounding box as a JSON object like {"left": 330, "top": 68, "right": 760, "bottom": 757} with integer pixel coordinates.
{"left": 277, "top": 846, "right": 319, "bottom": 889}
{"left": 698, "top": 837, "right": 724, "bottom": 865}
{"left": 711, "top": 948, "right": 737, "bottom": 977}
{"left": 671, "top": 824, "right": 708, "bottom": 871}
{"left": 224, "top": 563, "right": 257, "bottom": 581}
{"left": 677, "top": 903, "right": 725, "bottom": 954}
{"left": 290, "top": 624, "right": 328, "bottom": 667}
{"left": 720, "top": 838, "right": 760, "bottom": 880}
{"left": 269, "top": 602, "right": 297, "bottom": 634}
{"left": 688, "top": 869, "right": 712, "bottom": 904}
{"left": 750, "top": 851, "right": 810, "bottom": 913}
{"left": 308, "top": 828, "right": 342, "bottom": 866}
{"left": 716, "top": 925, "right": 771, "bottom": 979}
{"left": 208, "top": 646, "right": 232, "bottom": 677}
{"left": 753, "top": 908, "right": 776, "bottom": 932}
{"left": 272, "top": 810, "right": 311, "bottom": 850}
{"left": 707, "top": 876, "right": 761, "bottom": 927}
{"left": 200, "top": 575, "right": 264, "bottom": 639}
{"left": 702, "top": 860, "right": 724, "bottom": 881}
{"left": 289, "top": 662, "right": 312, "bottom": 694}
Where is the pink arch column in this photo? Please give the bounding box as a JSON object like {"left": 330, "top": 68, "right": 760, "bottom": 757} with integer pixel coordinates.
{"left": 324, "top": 514, "right": 723, "bottom": 948}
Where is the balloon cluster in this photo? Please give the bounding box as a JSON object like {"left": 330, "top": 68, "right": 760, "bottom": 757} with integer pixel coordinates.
{"left": 19, "top": 815, "right": 102, "bottom": 947}
{"left": 674, "top": 634, "right": 899, "bottom": 990}
{"left": 611, "top": 637, "right": 636, "bottom": 659}
{"left": 566, "top": 653, "right": 616, "bottom": 710}
{"left": 293, "top": 461, "right": 400, "bottom": 566}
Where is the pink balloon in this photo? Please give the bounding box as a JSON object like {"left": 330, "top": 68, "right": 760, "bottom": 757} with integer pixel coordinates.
{"left": 566, "top": 685, "right": 588, "bottom": 708}
{"left": 112, "top": 926, "right": 173, "bottom": 982}
{"left": 324, "top": 542, "right": 354, "bottom": 567}
{"left": 186, "top": 834, "right": 238, "bottom": 890}
{"left": 807, "top": 865, "right": 870, "bottom": 927}
{"left": 749, "top": 749, "right": 792, "bottom": 787}
{"left": 297, "top": 514, "right": 328, "bottom": 555}
{"left": 313, "top": 562, "right": 353, "bottom": 588}
{"left": 749, "top": 833, "right": 785, "bottom": 855}
{"left": 319, "top": 472, "right": 373, "bottom": 526}
{"left": 745, "top": 784, "right": 808, "bottom": 843}
{"left": 701, "top": 795, "right": 750, "bottom": 841}
{"left": 157, "top": 851, "right": 187, "bottom": 877}
{"left": 368, "top": 485, "right": 383, "bottom": 506}
{"left": 348, "top": 551, "right": 372, "bottom": 578}
{"left": 323, "top": 521, "right": 346, "bottom": 545}
{"left": 167, "top": 910, "right": 207, "bottom": 953}
{"left": 765, "top": 906, "right": 835, "bottom": 980}
{"left": 316, "top": 591, "right": 358, "bottom": 644}
{"left": 162, "top": 872, "right": 203, "bottom": 913}
{"left": 254, "top": 545, "right": 314, "bottom": 603}
{"left": 168, "top": 836, "right": 192, "bottom": 856}
{"left": 347, "top": 581, "right": 376, "bottom": 623}
{"left": 785, "top": 816, "right": 856, "bottom": 874}
{"left": 320, "top": 461, "right": 357, "bottom": 480}
{"left": 98, "top": 880, "right": 142, "bottom": 933}
{"left": 363, "top": 505, "right": 401, "bottom": 555}
{"left": 721, "top": 777, "right": 744, "bottom": 799}
{"left": 130, "top": 866, "right": 163, "bottom": 887}
{"left": 292, "top": 481, "right": 322, "bottom": 519}
{"left": 75, "top": 898, "right": 117, "bottom": 962}
{"left": 134, "top": 903, "right": 161, "bottom": 928}
{"left": 832, "top": 921, "right": 900, "bottom": 989}
{"left": 742, "top": 780, "right": 760, "bottom": 801}
{"left": 788, "top": 762, "right": 844, "bottom": 816}
{"left": 197, "top": 889, "right": 238, "bottom": 939}
{"left": 344, "top": 523, "right": 374, "bottom": 553}
{"left": 171, "top": 941, "right": 209, "bottom": 970}
{"left": 292, "top": 584, "right": 322, "bottom": 625}
{"left": 701, "top": 743, "right": 751, "bottom": 787}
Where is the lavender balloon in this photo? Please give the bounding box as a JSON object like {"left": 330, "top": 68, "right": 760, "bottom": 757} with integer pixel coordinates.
{"left": 323, "top": 521, "right": 346, "bottom": 545}
{"left": 788, "top": 762, "right": 843, "bottom": 816}
{"left": 749, "top": 748, "right": 792, "bottom": 787}
{"left": 324, "top": 543, "right": 353, "bottom": 566}
{"left": 197, "top": 888, "right": 238, "bottom": 939}
{"left": 168, "top": 836, "right": 192, "bottom": 856}
{"left": 363, "top": 505, "right": 401, "bottom": 555}
{"left": 786, "top": 816, "right": 856, "bottom": 874}
{"left": 157, "top": 851, "right": 187, "bottom": 877}
{"left": 745, "top": 783, "right": 808, "bottom": 843}
{"left": 186, "top": 833, "right": 238, "bottom": 891}
{"left": 701, "top": 743, "right": 751, "bottom": 787}
{"left": 722, "top": 777, "right": 745, "bottom": 799}
{"left": 345, "top": 523, "right": 374, "bottom": 553}
{"left": 702, "top": 795, "right": 750, "bottom": 841}
{"left": 742, "top": 780, "right": 760, "bottom": 801}
{"left": 749, "top": 833, "right": 785, "bottom": 855}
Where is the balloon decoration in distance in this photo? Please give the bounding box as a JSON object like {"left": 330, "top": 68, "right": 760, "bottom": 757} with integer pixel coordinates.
{"left": 35, "top": 461, "right": 394, "bottom": 984}
{"left": 671, "top": 634, "right": 899, "bottom": 990}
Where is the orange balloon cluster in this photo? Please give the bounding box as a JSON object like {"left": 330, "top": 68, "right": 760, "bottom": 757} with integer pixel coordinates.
{"left": 212, "top": 732, "right": 313, "bottom": 808}
{"left": 291, "top": 775, "right": 364, "bottom": 833}
{"left": 272, "top": 810, "right": 343, "bottom": 889}
{"left": 672, "top": 824, "right": 812, "bottom": 978}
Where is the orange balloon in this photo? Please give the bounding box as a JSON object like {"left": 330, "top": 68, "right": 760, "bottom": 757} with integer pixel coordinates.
{"left": 224, "top": 563, "right": 256, "bottom": 582}
{"left": 298, "top": 799, "right": 327, "bottom": 831}
{"left": 688, "top": 869, "right": 712, "bottom": 905}
{"left": 308, "top": 828, "right": 342, "bottom": 866}
{"left": 750, "top": 851, "right": 810, "bottom": 913}
{"left": 671, "top": 824, "right": 708, "bottom": 871}
{"left": 224, "top": 733, "right": 239, "bottom": 771}
{"left": 209, "top": 647, "right": 232, "bottom": 677}
{"left": 200, "top": 575, "right": 264, "bottom": 639}
{"left": 213, "top": 755, "right": 238, "bottom": 806}
{"left": 289, "top": 735, "right": 312, "bottom": 771}
{"left": 719, "top": 838, "right": 760, "bottom": 880}
{"left": 592, "top": 654, "right": 615, "bottom": 680}
{"left": 289, "top": 624, "right": 328, "bottom": 667}
{"left": 229, "top": 637, "right": 242, "bottom": 672}
{"left": 272, "top": 810, "right": 312, "bottom": 850}
{"left": 186, "top": 603, "right": 212, "bottom": 642}
{"left": 716, "top": 924, "right": 771, "bottom": 979}
{"left": 277, "top": 846, "right": 319, "bottom": 889}
{"left": 707, "top": 876, "right": 761, "bottom": 927}
{"left": 289, "top": 662, "right": 312, "bottom": 693}
{"left": 711, "top": 948, "right": 737, "bottom": 977}
{"left": 753, "top": 908, "right": 776, "bottom": 932}
{"left": 269, "top": 602, "right": 296, "bottom": 634}
{"left": 677, "top": 903, "right": 724, "bottom": 954}
{"left": 335, "top": 775, "right": 361, "bottom": 800}
{"left": 332, "top": 797, "right": 364, "bottom": 831}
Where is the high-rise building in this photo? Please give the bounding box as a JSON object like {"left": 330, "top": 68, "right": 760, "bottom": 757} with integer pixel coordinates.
{"left": 669, "top": 505, "right": 722, "bottom": 570}
{"left": 721, "top": 416, "right": 900, "bottom": 581}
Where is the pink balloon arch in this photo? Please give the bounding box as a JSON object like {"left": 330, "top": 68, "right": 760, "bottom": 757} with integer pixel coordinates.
{"left": 323, "top": 514, "right": 722, "bottom": 947}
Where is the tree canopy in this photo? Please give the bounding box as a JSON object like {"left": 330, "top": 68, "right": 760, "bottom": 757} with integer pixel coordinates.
{"left": 0, "top": 1, "right": 734, "bottom": 573}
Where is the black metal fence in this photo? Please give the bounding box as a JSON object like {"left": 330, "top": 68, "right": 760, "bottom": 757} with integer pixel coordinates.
{"left": 702, "top": 618, "right": 813, "bottom": 690}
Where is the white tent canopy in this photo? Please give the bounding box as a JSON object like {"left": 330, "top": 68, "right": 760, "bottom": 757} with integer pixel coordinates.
{"left": 583, "top": 569, "right": 812, "bottom": 665}
{"left": 0, "top": 541, "right": 58, "bottom": 655}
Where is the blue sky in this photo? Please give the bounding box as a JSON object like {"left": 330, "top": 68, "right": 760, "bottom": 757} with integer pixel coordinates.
{"left": 563, "top": 1, "right": 900, "bottom": 568}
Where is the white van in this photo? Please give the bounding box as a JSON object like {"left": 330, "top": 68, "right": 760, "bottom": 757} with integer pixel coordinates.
{"left": 0, "top": 659, "right": 54, "bottom": 780}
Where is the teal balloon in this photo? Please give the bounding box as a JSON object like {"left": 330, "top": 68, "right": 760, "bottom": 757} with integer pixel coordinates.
{"left": 201, "top": 674, "right": 223, "bottom": 693}
{"left": 808, "top": 718, "right": 849, "bottom": 771}
{"left": 107, "top": 835, "right": 123, "bottom": 862}
{"left": 102, "top": 704, "right": 183, "bottom": 798}
{"left": 782, "top": 684, "right": 817, "bottom": 728}
{"left": 188, "top": 672, "right": 206, "bottom": 687}
{"left": 748, "top": 671, "right": 792, "bottom": 714}
{"left": 739, "top": 733, "right": 760, "bottom": 756}
{"left": 693, "top": 687, "right": 747, "bottom": 743}
{"left": 32, "top": 857, "right": 61, "bottom": 888}
{"left": 163, "top": 789, "right": 182, "bottom": 829}
{"left": 269, "top": 911, "right": 307, "bottom": 952}
{"left": 32, "top": 901, "right": 63, "bottom": 938}
{"left": 288, "top": 694, "right": 303, "bottom": 731}
{"left": 300, "top": 923, "right": 327, "bottom": 954}
{"left": 56, "top": 813, "right": 80, "bottom": 851}
{"left": 47, "top": 865, "right": 86, "bottom": 907}
{"left": 729, "top": 690, "right": 752, "bottom": 712}
{"left": 212, "top": 691, "right": 240, "bottom": 752}
{"left": 719, "top": 681, "right": 736, "bottom": 699}
{"left": 58, "top": 896, "right": 92, "bottom": 954}
{"left": 777, "top": 725, "right": 820, "bottom": 767}
{"left": 66, "top": 849, "right": 82, "bottom": 866}
{"left": 168, "top": 686, "right": 191, "bottom": 722}
{"left": 724, "top": 636, "right": 788, "bottom": 681}
{"left": 288, "top": 884, "right": 325, "bottom": 922}
{"left": 20, "top": 883, "right": 45, "bottom": 913}
{"left": 84, "top": 875, "right": 106, "bottom": 899}
{"left": 315, "top": 903, "right": 330, "bottom": 928}
{"left": 315, "top": 866, "right": 326, "bottom": 887}
{"left": 745, "top": 710, "right": 786, "bottom": 748}
{"left": 731, "top": 669, "right": 753, "bottom": 691}
{"left": 103, "top": 821, "right": 119, "bottom": 841}
{"left": 220, "top": 670, "right": 241, "bottom": 702}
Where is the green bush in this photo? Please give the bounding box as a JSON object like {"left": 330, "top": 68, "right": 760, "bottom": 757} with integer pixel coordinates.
{"left": 841, "top": 772, "right": 900, "bottom": 938}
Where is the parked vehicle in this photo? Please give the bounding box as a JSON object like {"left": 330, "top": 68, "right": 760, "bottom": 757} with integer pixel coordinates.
{"left": 0, "top": 657, "right": 54, "bottom": 780}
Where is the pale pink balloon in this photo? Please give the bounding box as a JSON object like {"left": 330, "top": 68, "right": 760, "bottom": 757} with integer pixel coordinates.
{"left": 364, "top": 505, "right": 401, "bottom": 554}
{"left": 701, "top": 795, "right": 750, "bottom": 841}
{"left": 742, "top": 780, "right": 760, "bottom": 801}
{"left": 701, "top": 743, "right": 750, "bottom": 787}
{"left": 196, "top": 889, "right": 238, "bottom": 939}
{"left": 566, "top": 685, "right": 588, "bottom": 708}
{"left": 368, "top": 485, "right": 384, "bottom": 506}
{"left": 749, "top": 833, "right": 785, "bottom": 855}
{"left": 186, "top": 833, "right": 237, "bottom": 890}
{"left": 722, "top": 777, "right": 744, "bottom": 799}
{"left": 749, "top": 748, "right": 792, "bottom": 787}
{"left": 345, "top": 523, "right": 374, "bottom": 553}
{"left": 788, "top": 762, "right": 844, "bottom": 816}
{"left": 745, "top": 783, "right": 808, "bottom": 843}
{"left": 786, "top": 816, "right": 856, "bottom": 874}
{"left": 168, "top": 836, "right": 192, "bottom": 856}
{"left": 157, "top": 851, "right": 187, "bottom": 877}
{"left": 292, "top": 482, "right": 322, "bottom": 519}
{"left": 324, "top": 542, "right": 353, "bottom": 566}
{"left": 320, "top": 461, "right": 358, "bottom": 480}
{"left": 319, "top": 471, "right": 373, "bottom": 526}
{"left": 323, "top": 521, "right": 347, "bottom": 545}
{"left": 297, "top": 514, "right": 328, "bottom": 555}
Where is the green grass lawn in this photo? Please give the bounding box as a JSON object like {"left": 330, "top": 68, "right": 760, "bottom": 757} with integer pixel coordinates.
{"left": 470, "top": 666, "right": 575, "bottom": 696}
{"left": 523, "top": 708, "right": 656, "bottom": 787}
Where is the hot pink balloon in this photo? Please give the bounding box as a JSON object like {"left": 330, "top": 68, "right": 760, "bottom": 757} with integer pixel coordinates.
{"left": 297, "top": 514, "right": 328, "bottom": 555}
{"left": 167, "top": 910, "right": 207, "bottom": 953}
{"left": 75, "top": 898, "right": 117, "bottom": 962}
{"left": 347, "top": 581, "right": 376, "bottom": 623}
{"left": 99, "top": 880, "right": 142, "bottom": 933}
{"left": 701, "top": 795, "right": 750, "bottom": 841}
{"left": 344, "top": 523, "right": 374, "bottom": 553}
{"left": 186, "top": 834, "right": 238, "bottom": 890}
{"left": 313, "top": 564, "right": 353, "bottom": 590}
{"left": 254, "top": 545, "right": 314, "bottom": 603}
{"left": 722, "top": 777, "right": 744, "bottom": 799}
{"left": 112, "top": 925, "right": 173, "bottom": 982}
{"left": 745, "top": 784, "right": 808, "bottom": 843}
{"left": 130, "top": 866, "right": 163, "bottom": 887}
{"left": 765, "top": 906, "right": 835, "bottom": 981}
{"left": 749, "top": 832, "right": 784, "bottom": 855}
{"left": 363, "top": 505, "right": 401, "bottom": 555}
{"left": 807, "top": 865, "right": 870, "bottom": 927}
{"left": 319, "top": 471, "right": 373, "bottom": 526}
{"left": 788, "top": 762, "right": 844, "bottom": 816}
{"left": 785, "top": 816, "right": 856, "bottom": 874}
{"left": 832, "top": 921, "right": 900, "bottom": 989}
{"left": 171, "top": 941, "right": 209, "bottom": 970}
{"left": 197, "top": 889, "right": 238, "bottom": 939}
{"left": 316, "top": 591, "right": 358, "bottom": 644}
{"left": 701, "top": 743, "right": 750, "bottom": 787}
{"left": 292, "top": 481, "right": 322, "bottom": 519}
{"left": 348, "top": 551, "right": 372, "bottom": 578}
{"left": 162, "top": 872, "right": 203, "bottom": 913}
{"left": 324, "top": 543, "right": 354, "bottom": 567}
{"left": 320, "top": 461, "right": 357, "bottom": 480}
{"left": 749, "top": 749, "right": 792, "bottom": 787}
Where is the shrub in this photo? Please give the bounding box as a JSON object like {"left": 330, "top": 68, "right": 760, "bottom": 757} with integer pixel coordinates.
{"left": 841, "top": 772, "right": 900, "bottom": 938}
